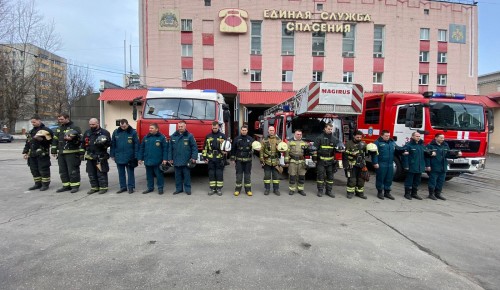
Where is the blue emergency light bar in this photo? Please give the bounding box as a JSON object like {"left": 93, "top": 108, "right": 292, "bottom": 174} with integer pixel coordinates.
{"left": 203, "top": 89, "right": 217, "bottom": 93}
{"left": 423, "top": 91, "right": 466, "bottom": 99}
{"left": 148, "top": 87, "right": 164, "bottom": 91}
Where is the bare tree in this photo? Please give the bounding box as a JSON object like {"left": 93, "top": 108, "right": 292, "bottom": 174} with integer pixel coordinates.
{"left": 66, "top": 63, "right": 94, "bottom": 112}
{"left": 0, "top": 0, "right": 61, "bottom": 132}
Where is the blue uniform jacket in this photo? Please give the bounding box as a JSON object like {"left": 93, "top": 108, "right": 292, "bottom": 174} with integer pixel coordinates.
{"left": 402, "top": 139, "right": 427, "bottom": 173}
{"left": 169, "top": 130, "right": 198, "bottom": 166}
{"left": 110, "top": 126, "right": 139, "bottom": 165}
{"left": 138, "top": 132, "right": 168, "bottom": 166}
{"left": 425, "top": 140, "right": 457, "bottom": 172}
{"left": 372, "top": 137, "right": 401, "bottom": 167}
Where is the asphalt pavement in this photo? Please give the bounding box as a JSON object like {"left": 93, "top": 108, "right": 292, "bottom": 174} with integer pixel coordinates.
{"left": 1, "top": 140, "right": 499, "bottom": 289}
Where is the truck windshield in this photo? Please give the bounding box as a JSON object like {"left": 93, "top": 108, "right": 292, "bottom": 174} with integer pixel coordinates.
{"left": 429, "top": 102, "right": 484, "bottom": 131}
{"left": 289, "top": 117, "right": 341, "bottom": 142}
{"left": 143, "top": 98, "right": 216, "bottom": 120}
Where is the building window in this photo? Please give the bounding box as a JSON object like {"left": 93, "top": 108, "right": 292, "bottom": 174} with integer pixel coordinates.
{"left": 312, "top": 30, "right": 325, "bottom": 56}
{"left": 342, "top": 25, "right": 356, "bottom": 57}
{"left": 204, "top": 0, "right": 211, "bottom": 6}
{"left": 282, "top": 70, "right": 293, "bottom": 82}
{"left": 424, "top": 9, "right": 429, "bottom": 15}
{"left": 343, "top": 71, "right": 353, "bottom": 83}
{"left": 182, "top": 69, "right": 193, "bottom": 81}
{"left": 313, "top": 71, "right": 323, "bottom": 82}
{"left": 181, "top": 44, "right": 192, "bottom": 57}
{"left": 437, "top": 74, "right": 447, "bottom": 86}
{"left": 251, "top": 21, "right": 262, "bottom": 55}
{"left": 251, "top": 70, "right": 261, "bottom": 82}
{"left": 373, "top": 25, "right": 384, "bottom": 58}
{"left": 419, "top": 51, "right": 429, "bottom": 62}
{"left": 181, "top": 19, "right": 192, "bottom": 32}
{"left": 438, "top": 52, "right": 447, "bottom": 63}
{"left": 438, "top": 29, "right": 447, "bottom": 42}
{"left": 420, "top": 28, "right": 430, "bottom": 40}
{"left": 373, "top": 72, "right": 383, "bottom": 84}
{"left": 282, "top": 22, "right": 295, "bottom": 55}
{"left": 419, "top": 74, "right": 429, "bottom": 85}
{"left": 316, "top": 3, "right": 324, "bottom": 11}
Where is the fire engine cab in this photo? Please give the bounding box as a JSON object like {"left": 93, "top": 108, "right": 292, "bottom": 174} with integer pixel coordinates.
{"left": 132, "top": 88, "right": 231, "bottom": 164}
{"left": 255, "top": 82, "right": 364, "bottom": 168}
{"left": 357, "top": 91, "right": 494, "bottom": 180}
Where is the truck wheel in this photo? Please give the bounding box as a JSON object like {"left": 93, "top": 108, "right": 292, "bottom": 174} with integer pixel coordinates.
{"left": 393, "top": 158, "right": 405, "bottom": 181}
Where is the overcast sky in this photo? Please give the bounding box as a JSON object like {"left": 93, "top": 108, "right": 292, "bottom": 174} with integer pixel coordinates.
{"left": 37, "top": 0, "right": 500, "bottom": 91}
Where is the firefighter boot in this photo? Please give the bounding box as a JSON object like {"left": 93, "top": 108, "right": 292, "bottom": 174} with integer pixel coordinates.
{"left": 325, "top": 191, "right": 335, "bottom": 198}
{"left": 346, "top": 191, "right": 354, "bottom": 199}
{"left": 404, "top": 188, "right": 412, "bottom": 200}
{"left": 289, "top": 190, "right": 295, "bottom": 195}
{"left": 234, "top": 191, "right": 240, "bottom": 196}
{"left": 70, "top": 187, "right": 79, "bottom": 193}
{"left": 216, "top": 188, "right": 222, "bottom": 196}
{"left": 435, "top": 190, "right": 447, "bottom": 201}
{"left": 317, "top": 188, "right": 323, "bottom": 197}
{"left": 56, "top": 186, "right": 71, "bottom": 193}
{"left": 428, "top": 188, "right": 437, "bottom": 200}
{"left": 29, "top": 182, "right": 42, "bottom": 190}
{"left": 384, "top": 190, "right": 395, "bottom": 200}
{"left": 40, "top": 182, "right": 50, "bottom": 191}
{"left": 298, "top": 190, "right": 306, "bottom": 196}
{"left": 377, "top": 189, "right": 384, "bottom": 200}
{"left": 273, "top": 189, "right": 281, "bottom": 196}
{"left": 355, "top": 191, "right": 367, "bottom": 200}
{"left": 208, "top": 187, "right": 215, "bottom": 196}
{"left": 411, "top": 188, "right": 423, "bottom": 200}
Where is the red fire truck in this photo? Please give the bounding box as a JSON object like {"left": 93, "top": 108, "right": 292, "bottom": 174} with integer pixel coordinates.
{"left": 357, "top": 91, "right": 494, "bottom": 180}
{"left": 255, "top": 82, "right": 364, "bottom": 168}
{"left": 132, "top": 88, "right": 230, "bottom": 164}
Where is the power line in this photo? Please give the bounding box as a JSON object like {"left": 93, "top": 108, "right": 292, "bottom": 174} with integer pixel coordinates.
{"left": 0, "top": 43, "right": 180, "bottom": 82}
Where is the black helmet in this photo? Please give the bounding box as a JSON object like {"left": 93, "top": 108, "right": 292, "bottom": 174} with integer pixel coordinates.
{"left": 64, "top": 129, "right": 80, "bottom": 141}
{"left": 94, "top": 135, "right": 110, "bottom": 147}
{"left": 336, "top": 142, "right": 346, "bottom": 151}
{"left": 187, "top": 159, "right": 196, "bottom": 169}
{"left": 159, "top": 163, "right": 171, "bottom": 173}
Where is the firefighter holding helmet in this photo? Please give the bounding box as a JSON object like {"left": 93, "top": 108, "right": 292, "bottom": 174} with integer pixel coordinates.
{"left": 260, "top": 126, "right": 288, "bottom": 195}
{"left": 313, "top": 123, "right": 340, "bottom": 198}
{"left": 23, "top": 115, "right": 54, "bottom": 191}
{"left": 343, "top": 130, "right": 376, "bottom": 199}
{"left": 287, "top": 129, "right": 309, "bottom": 196}
{"left": 231, "top": 125, "right": 255, "bottom": 196}
{"left": 51, "top": 113, "right": 84, "bottom": 193}
{"left": 82, "top": 118, "right": 111, "bottom": 194}
{"left": 202, "top": 121, "right": 227, "bottom": 196}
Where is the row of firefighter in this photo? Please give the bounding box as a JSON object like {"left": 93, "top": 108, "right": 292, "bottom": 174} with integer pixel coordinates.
{"left": 25, "top": 114, "right": 460, "bottom": 201}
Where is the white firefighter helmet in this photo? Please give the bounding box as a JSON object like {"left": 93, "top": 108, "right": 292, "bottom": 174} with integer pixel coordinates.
{"left": 220, "top": 140, "right": 231, "bottom": 152}
{"left": 366, "top": 143, "right": 378, "bottom": 152}
{"left": 34, "top": 130, "right": 52, "bottom": 140}
{"left": 277, "top": 141, "right": 288, "bottom": 152}
{"left": 251, "top": 141, "right": 262, "bottom": 151}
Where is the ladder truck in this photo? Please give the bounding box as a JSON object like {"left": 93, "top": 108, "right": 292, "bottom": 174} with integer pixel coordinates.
{"left": 255, "top": 82, "right": 364, "bottom": 168}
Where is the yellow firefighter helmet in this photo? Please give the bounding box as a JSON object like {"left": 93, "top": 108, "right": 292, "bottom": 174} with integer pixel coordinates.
{"left": 277, "top": 141, "right": 288, "bottom": 152}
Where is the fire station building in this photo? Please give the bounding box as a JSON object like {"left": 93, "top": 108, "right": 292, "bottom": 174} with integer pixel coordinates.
{"left": 138, "top": 0, "right": 478, "bottom": 131}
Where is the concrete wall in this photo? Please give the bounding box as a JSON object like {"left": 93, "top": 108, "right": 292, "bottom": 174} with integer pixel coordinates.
{"left": 102, "top": 101, "right": 138, "bottom": 132}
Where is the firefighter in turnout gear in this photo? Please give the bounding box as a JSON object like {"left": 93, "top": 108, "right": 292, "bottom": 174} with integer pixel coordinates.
{"left": 83, "top": 118, "right": 111, "bottom": 195}
{"left": 231, "top": 125, "right": 255, "bottom": 196}
{"left": 287, "top": 129, "right": 308, "bottom": 196}
{"left": 260, "top": 126, "right": 287, "bottom": 195}
{"left": 51, "top": 113, "right": 84, "bottom": 193}
{"left": 343, "top": 130, "right": 370, "bottom": 199}
{"left": 313, "top": 123, "right": 339, "bottom": 198}
{"left": 23, "top": 115, "right": 54, "bottom": 191}
{"left": 202, "top": 122, "right": 227, "bottom": 196}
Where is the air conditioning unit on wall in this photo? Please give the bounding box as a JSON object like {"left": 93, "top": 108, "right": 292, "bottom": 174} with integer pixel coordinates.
{"left": 242, "top": 68, "right": 249, "bottom": 74}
